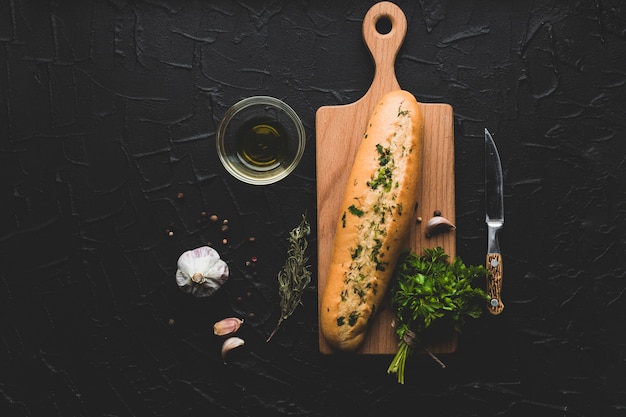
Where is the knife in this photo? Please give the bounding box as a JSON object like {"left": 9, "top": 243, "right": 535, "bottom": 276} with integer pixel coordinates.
{"left": 485, "top": 128, "right": 504, "bottom": 315}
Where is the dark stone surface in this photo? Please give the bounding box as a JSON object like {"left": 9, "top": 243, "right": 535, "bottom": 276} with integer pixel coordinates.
{"left": 1, "top": 1, "right": 625, "bottom": 416}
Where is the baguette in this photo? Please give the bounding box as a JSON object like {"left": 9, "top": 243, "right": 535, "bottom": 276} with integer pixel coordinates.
{"left": 320, "top": 90, "right": 424, "bottom": 352}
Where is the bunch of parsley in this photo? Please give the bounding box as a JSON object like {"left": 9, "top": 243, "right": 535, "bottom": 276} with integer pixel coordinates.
{"left": 387, "top": 247, "right": 489, "bottom": 384}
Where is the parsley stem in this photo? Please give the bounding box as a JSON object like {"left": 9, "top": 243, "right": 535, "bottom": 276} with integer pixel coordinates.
{"left": 387, "top": 341, "right": 411, "bottom": 384}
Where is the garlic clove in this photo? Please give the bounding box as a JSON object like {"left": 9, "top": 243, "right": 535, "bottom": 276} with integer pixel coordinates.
{"left": 176, "top": 246, "right": 229, "bottom": 297}
{"left": 213, "top": 317, "right": 244, "bottom": 337}
{"left": 221, "top": 337, "right": 245, "bottom": 363}
{"left": 424, "top": 216, "right": 456, "bottom": 238}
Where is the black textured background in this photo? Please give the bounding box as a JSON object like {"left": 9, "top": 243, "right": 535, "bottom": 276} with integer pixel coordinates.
{"left": 1, "top": 1, "right": 625, "bottom": 416}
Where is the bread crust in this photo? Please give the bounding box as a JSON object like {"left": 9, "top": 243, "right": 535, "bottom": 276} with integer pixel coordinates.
{"left": 320, "top": 90, "right": 424, "bottom": 352}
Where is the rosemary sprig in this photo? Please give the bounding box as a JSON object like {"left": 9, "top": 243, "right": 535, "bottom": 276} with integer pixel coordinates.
{"left": 266, "top": 214, "right": 312, "bottom": 342}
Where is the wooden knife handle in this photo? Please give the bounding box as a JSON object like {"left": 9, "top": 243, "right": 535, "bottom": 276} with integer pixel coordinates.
{"left": 486, "top": 253, "right": 504, "bottom": 315}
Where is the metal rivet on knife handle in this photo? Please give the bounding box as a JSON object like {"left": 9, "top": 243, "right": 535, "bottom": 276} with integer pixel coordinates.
{"left": 486, "top": 253, "right": 504, "bottom": 315}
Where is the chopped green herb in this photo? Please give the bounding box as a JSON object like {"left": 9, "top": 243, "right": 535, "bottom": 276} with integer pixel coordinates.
{"left": 348, "top": 311, "right": 360, "bottom": 326}
{"left": 368, "top": 166, "right": 393, "bottom": 191}
{"left": 397, "top": 105, "right": 409, "bottom": 117}
{"left": 375, "top": 144, "right": 391, "bottom": 166}
{"left": 353, "top": 286, "right": 366, "bottom": 299}
{"left": 371, "top": 239, "right": 382, "bottom": 261}
{"left": 348, "top": 204, "right": 364, "bottom": 217}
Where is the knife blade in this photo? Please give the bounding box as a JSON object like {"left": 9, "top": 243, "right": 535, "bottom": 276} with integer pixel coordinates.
{"left": 485, "top": 128, "right": 504, "bottom": 315}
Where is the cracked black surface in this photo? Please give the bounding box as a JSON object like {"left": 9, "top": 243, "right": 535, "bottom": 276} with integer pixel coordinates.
{"left": 1, "top": 1, "right": 626, "bottom": 416}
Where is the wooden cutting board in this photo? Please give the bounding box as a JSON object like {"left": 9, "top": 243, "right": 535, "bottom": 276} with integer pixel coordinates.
{"left": 316, "top": 2, "right": 457, "bottom": 354}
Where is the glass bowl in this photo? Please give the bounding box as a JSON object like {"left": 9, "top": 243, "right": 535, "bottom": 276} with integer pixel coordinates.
{"left": 216, "top": 96, "right": 306, "bottom": 185}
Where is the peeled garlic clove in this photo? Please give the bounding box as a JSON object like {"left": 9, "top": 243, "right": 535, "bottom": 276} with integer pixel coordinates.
{"left": 213, "top": 317, "right": 244, "bottom": 337}
{"left": 424, "top": 216, "right": 456, "bottom": 238}
{"left": 175, "top": 246, "right": 229, "bottom": 297}
{"left": 221, "top": 337, "right": 245, "bottom": 363}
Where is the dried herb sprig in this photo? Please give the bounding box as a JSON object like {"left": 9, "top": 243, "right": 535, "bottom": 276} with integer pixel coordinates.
{"left": 266, "top": 214, "right": 312, "bottom": 342}
{"left": 387, "top": 247, "right": 489, "bottom": 383}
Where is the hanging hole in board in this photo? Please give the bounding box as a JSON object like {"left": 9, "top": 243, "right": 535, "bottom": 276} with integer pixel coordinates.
{"left": 375, "top": 15, "right": 392, "bottom": 35}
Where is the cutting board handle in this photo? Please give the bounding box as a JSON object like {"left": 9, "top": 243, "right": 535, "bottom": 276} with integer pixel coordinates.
{"left": 362, "top": 2, "right": 407, "bottom": 93}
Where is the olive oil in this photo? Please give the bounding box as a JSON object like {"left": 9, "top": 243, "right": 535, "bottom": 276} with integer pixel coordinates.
{"left": 235, "top": 118, "right": 289, "bottom": 171}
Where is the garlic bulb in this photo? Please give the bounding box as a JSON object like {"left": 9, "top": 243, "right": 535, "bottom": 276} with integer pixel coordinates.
{"left": 176, "top": 246, "right": 229, "bottom": 297}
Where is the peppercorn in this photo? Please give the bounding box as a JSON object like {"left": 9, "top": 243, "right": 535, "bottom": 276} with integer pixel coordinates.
{"left": 434, "top": 210, "right": 442, "bottom": 217}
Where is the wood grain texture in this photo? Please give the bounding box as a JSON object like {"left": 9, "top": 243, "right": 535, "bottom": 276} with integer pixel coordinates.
{"left": 486, "top": 253, "right": 504, "bottom": 315}
{"left": 316, "top": 2, "right": 456, "bottom": 354}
